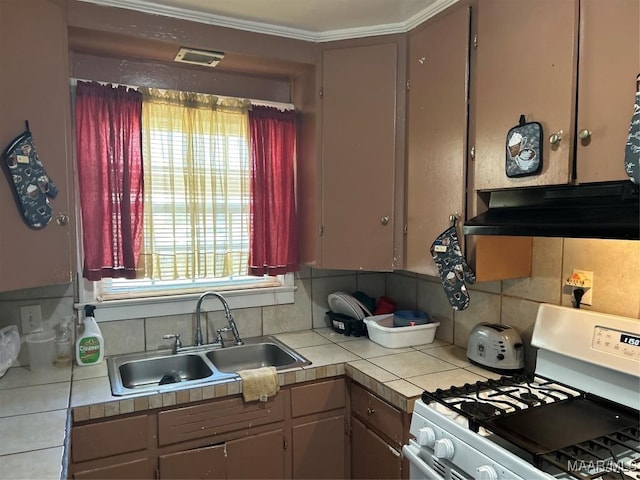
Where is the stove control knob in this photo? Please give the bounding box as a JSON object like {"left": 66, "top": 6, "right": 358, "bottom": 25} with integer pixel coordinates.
{"left": 416, "top": 427, "right": 436, "bottom": 447}
{"left": 433, "top": 438, "right": 455, "bottom": 459}
{"left": 476, "top": 465, "right": 498, "bottom": 480}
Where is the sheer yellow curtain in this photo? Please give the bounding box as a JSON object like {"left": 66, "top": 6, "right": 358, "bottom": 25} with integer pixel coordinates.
{"left": 138, "top": 88, "right": 251, "bottom": 280}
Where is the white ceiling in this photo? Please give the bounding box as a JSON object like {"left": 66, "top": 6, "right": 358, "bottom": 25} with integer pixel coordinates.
{"left": 79, "top": 0, "right": 458, "bottom": 41}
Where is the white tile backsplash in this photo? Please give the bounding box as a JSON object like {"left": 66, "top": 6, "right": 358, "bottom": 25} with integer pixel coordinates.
{"left": 1, "top": 241, "right": 638, "bottom": 366}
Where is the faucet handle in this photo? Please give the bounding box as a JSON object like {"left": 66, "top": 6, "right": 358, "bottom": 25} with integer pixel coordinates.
{"left": 215, "top": 327, "right": 231, "bottom": 347}
{"left": 163, "top": 333, "right": 182, "bottom": 353}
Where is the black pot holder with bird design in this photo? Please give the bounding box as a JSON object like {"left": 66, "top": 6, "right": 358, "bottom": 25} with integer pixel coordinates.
{"left": 430, "top": 223, "right": 476, "bottom": 311}
{"left": 2, "top": 121, "right": 58, "bottom": 229}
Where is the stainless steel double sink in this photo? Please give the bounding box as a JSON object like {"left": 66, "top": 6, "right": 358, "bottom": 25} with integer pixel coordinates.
{"left": 107, "top": 336, "right": 310, "bottom": 396}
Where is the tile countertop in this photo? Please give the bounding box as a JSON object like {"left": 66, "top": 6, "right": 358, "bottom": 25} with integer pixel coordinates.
{"left": 0, "top": 327, "right": 502, "bottom": 480}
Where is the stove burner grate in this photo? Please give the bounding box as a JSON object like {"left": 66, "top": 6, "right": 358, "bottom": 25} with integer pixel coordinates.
{"left": 537, "top": 425, "right": 640, "bottom": 480}
{"left": 518, "top": 392, "right": 541, "bottom": 405}
{"left": 422, "top": 373, "right": 583, "bottom": 431}
{"left": 458, "top": 401, "right": 503, "bottom": 420}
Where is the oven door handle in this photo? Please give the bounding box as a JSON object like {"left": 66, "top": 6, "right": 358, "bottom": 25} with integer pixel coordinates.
{"left": 402, "top": 440, "right": 445, "bottom": 480}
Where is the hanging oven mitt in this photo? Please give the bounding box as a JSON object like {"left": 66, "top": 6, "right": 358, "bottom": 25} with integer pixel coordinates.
{"left": 2, "top": 121, "right": 58, "bottom": 229}
{"left": 505, "top": 114, "right": 543, "bottom": 178}
{"left": 430, "top": 223, "right": 476, "bottom": 311}
{"left": 624, "top": 74, "right": 640, "bottom": 184}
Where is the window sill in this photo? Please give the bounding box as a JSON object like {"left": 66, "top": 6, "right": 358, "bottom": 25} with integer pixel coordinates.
{"left": 73, "top": 285, "right": 296, "bottom": 322}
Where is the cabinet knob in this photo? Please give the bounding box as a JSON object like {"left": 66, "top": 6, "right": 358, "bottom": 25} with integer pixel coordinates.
{"left": 549, "top": 130, "right": 563, "bottom": 145}
{"left": 380, "top": 216, "right": 390, "bottom": 226}
{"left": 366, "top": 408, "right": 375, "bottom": 415}
{"left": 56, "top": 212, "right": 69, "bottom": 226}
{"left": 578, "top": 129, "right": 592, "bottom": 140}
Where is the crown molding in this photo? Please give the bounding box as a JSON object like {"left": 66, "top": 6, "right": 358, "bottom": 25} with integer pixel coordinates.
{"left": 77, "top": 0, "right": 459, "bottom": 42}
{"left": 404, "top": 0, "right": 461, "bottom": 31}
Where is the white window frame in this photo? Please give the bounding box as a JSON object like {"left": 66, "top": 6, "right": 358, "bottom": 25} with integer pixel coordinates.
{"left": 75, "top": 273, "right": 295, "bottom": 323}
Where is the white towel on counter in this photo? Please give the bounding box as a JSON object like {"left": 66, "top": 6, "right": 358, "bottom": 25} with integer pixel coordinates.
{"left": 237, "top": 366, "right": 279, "bottom": 402}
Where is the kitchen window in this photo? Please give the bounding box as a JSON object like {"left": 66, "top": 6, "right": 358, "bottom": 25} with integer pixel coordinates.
{"left": 74, "top": 81, "right": 296, "bottom": 321}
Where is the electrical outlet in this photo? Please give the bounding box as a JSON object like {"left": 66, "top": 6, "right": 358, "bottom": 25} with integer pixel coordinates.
{"left": 20, "top": 305, "right": 43, "bottom": 334}
{"left": 567, "top": 270, "right": 594, "bottom": 306}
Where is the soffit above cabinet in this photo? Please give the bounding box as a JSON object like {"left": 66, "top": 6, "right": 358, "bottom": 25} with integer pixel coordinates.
{"left": 68, "top": 26, "right": 312, "bottom": 81}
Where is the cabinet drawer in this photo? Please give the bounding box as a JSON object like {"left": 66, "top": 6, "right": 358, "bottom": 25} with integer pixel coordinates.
{"left": 351, "top": 383, "right": 403, "bottom": 446}
{"left": 73, "top": 458, "right": 154, "bottom": 479}
{"left": 71, "top": 415, "right": 150, "bottom": 463}
{"left": 291, "top": 378, "right": 345, "bottom": 418}
{"left": 158, "top": 393, "right": 285, "bottom": 446}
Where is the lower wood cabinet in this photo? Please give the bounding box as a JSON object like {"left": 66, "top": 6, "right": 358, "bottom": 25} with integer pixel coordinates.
{"left": 69, "top": 378, "right": 348, "bottom": 480}
{"left": 69, "top": 378, "right": 418, "bottom": 480}
{"left": 351, "top": 417, "right": 402, "bottom": 479}
{"left": 290, "top": 378, "right": 347, "bottom": 479}
{"left": 349, "top": 382, "right": 411, "bottom": 479}
{"left": 292, "top": 415, "right": 346, "bottom": 479}
{"left": 159, "top": 444, "right": 226, "bottom": 480}
{"left": 158, "top": 429, "right": 285, "bottom": 479}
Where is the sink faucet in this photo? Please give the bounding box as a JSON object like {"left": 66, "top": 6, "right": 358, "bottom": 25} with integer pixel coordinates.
{"left": 195, "top": 292, "right": 243, "bottom": 347}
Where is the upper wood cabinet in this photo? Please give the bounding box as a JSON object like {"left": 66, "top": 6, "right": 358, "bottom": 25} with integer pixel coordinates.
{"left": 405, "top": 5, "right": 471, "bottom": 276}
{"left": 473, "top": 0, "right": 577, "bottom": 190}
{"left": 404, "top": 3, "right": 531, "bottom": 282}
{"left": 0, "top": 0, "right": 73, "bottom": 292}
{"left": 575, "top": 0, "right": 639, "bottom": 182}
{"left": 473, "top": 0, "right": 639, "bottom": 191}
{"left": 319, "top": 41, "right": 403, "bottom": 271}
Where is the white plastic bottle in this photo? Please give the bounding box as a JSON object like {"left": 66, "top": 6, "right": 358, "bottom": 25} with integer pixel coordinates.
{"left": 76, "top": 305, "right": 104, "bottom": 366}
{"left": 54, "top": 315, "right": 73, "bottom": 368}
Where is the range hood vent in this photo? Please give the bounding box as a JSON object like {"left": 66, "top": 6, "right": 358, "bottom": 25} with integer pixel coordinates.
{"left": 174, "top": 48, "right": 224, "bottom": 67}
{"left": 463, "top": 181, "right": 639, "bottom": 240}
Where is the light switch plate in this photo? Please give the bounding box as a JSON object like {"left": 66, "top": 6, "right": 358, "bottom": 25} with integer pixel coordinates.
{"left": 20, "top": 304, "right": 42, "bottom": 334}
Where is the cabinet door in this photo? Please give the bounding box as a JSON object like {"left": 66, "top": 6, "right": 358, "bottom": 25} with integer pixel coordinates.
{"left": 351, "top": 417, "right": 402, "bottom": 480}
{"left": 292, "top": 415, "right": 346, "bottom": 479}
{"left": 405, "top": 5, "right": 470, "bottom": 275}
{"left": 474, "top": 0, "right": 577, "bottom": 190}
{"left": 350, "top": 383, "right": 403, "bottom": 447}
{"left": 321, "top": 43, "right": 398, "bottom": 271}
{"left": 159, "top": 444, "right": 227, "bottom": 479}
{"left": 0, "top": 0, "right": 73, "bottom": 292}
{"left": 226, "top": 429, "right": 285, "bottom": 479}
{"left": 575, "top": 0, "right": 640, "bottom": 182}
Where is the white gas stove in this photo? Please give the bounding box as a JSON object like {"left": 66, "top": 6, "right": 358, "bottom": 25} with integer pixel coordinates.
{"left": 403, "top": 304, "right": 640, "bottom": 480}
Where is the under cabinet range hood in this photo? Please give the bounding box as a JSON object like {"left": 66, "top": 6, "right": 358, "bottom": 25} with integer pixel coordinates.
{"left": 463, "top": 181, "right": 639, "bottom": 240}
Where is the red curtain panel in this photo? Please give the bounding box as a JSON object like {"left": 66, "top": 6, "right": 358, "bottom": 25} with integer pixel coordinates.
{"left": 248, "top": 106, "right": 299, "bottom": 276}
{"left": 75, "top": 81, "right": 144, "bottom": 280}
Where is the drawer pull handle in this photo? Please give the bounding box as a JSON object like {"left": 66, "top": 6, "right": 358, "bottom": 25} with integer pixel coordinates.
{"left": 367, "top": 408, "right": 375, "bottom": 415}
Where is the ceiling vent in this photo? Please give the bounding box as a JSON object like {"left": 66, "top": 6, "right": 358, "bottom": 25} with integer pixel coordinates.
{"left": 174, "top": 48, "right": 224, "bottom": 67}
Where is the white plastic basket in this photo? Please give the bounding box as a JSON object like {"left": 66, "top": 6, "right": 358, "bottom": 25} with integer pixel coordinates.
{"left": 363, "top": 314, "right": 439, "bottom": 349}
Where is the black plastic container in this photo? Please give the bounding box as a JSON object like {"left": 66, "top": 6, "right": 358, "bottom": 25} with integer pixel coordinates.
{"left": 325, "top": 311, "right": 367, "bottom": 337}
